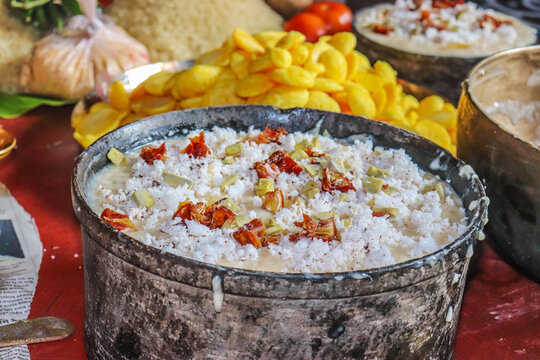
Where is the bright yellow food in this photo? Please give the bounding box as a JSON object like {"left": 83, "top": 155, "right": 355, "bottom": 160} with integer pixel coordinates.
{"left": 72, "top": 29, "right": 458, "bottom": 154}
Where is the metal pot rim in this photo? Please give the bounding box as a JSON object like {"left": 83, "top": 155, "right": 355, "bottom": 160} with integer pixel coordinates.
{"left": 463, "top": 44, "right": 540, "bottom": 154}
{"left": 72, "top": 105, "right": 487, "bottom": 297}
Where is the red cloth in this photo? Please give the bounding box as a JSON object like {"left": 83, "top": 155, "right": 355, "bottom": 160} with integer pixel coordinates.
{"left": 0, "top": 106, "right": 538, "bottom": 359}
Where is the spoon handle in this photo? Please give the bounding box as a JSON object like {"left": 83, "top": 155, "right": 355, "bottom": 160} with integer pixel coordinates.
{"left": 0, "top": 317, "right": 74, "bottom": 348}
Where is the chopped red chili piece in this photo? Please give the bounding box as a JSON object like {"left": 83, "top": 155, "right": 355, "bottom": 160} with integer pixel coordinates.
{"left": 432, "top": 0, "right": 463, "bottom": 8}
{"left": 209, "top": 206, "right": 236, "bottom": 229}
{"left": 261, "top": 234, "right": 282, "bottom": 247}
{"left": 372, "top": 210, "right": 388, "bottom": 217}
{"left": 382, "top": 184, "right": 389, "bottom": 190}
{"left": 480, "top": 14, "right": 512, "bottom": 29}
{"left": 233, "top": 219, "right": 266, "bottom": 248}
{"left": 314, "top": 217, "right": 340, "bottom": 242}
{"left": 173, "top": 200, "right": 235, "bottom": 230}
{"left": 294, "top": 214, "right": 317, "bottom": 233}
{"left": 305, "top": 148, "right": 325, "bottom": 157}
{"left": 420, "top": 10, "right": 447, "bottom": 31}
{"left": 140, "top": 143, "right": 166, "bottom": 165}
{"left": 254, "top": 161, "right": 281, "bottom": 179}
{"left": 420, "top": 9, "right": 431, "bottom": 21}
{"left": 252, "top": 126, "right": 289, "bottom": 144}
{"left": 181, "top": 131, "right": 211, "bottom": 158}
{"left": 373, "top": 24, "right": 392, "bottom": 35}
{"left": 321, "top": 168, "right": 356, "bottom": 193}
{"left": 101, "top": 208, "right": 136, "bottom": 231}
{"left": 290, "top": 214, "right": 339, "bottom": 242}
{"left": 190, "top": 202, "right": 213, "bottom": 226}
{"left": 267, "top": 151, "right": 303, "bottom": 175}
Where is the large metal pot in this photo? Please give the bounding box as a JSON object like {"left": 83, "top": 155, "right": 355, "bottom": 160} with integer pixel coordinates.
{"left": 458, "top": 45, "right": 540, "bottom": 280}
{"left": 72, "top": 105, "right": 487, "bottom": 359}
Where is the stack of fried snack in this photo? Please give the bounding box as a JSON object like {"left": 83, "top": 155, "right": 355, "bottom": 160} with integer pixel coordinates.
{"left": 72, "top": 29, "right": 457, "bottom": 154}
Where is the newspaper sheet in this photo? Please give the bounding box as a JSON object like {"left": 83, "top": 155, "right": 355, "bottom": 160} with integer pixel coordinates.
{"left": 0, "top": 183, "right": 42, "bottom": 359}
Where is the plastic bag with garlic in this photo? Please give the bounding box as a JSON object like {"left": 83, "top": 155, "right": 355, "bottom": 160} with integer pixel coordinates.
{"left": 20, "top": 0, "right": 149, "bottom": 100}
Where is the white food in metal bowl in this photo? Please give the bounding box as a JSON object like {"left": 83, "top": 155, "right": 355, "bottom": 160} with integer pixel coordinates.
{"left": 89, "top": 127, "right": 466, "bottom": 273}
{"left": 354, "top": 0, "right": 537, "bottom": 58}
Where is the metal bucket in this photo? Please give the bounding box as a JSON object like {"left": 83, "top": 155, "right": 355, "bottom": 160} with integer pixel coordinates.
{"left": 72, "top": 106, "right": 487, "bottom": 359}
{"left": 458, "top": 45, "right": 540, "bottom": 280}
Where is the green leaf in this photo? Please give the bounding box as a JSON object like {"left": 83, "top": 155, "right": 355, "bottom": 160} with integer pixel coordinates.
{"left": 0, "top": 94, "right": 74, "bottom": 119}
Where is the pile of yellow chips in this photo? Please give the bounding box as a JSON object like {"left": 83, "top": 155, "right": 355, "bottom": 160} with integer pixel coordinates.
{"left": 72, "top": 29, "right": 457, "bottom": 153}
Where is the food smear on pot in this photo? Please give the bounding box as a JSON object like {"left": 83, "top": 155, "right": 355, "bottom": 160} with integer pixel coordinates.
{"left": 88, "top": 127, "right": 466, "bottom": 273}
{"left": 354, "top": 0, "right": 536, "bottom": 57}
{"left": 72, "top": 29, "right": 458, "bottom": 154}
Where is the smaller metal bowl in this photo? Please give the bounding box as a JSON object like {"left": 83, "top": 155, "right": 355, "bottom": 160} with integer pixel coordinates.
{"left": 352, "top": 4, "right": 538, "bottom": 104}
{"left": 457, "top": 45, "right": 540, "bottom": 280}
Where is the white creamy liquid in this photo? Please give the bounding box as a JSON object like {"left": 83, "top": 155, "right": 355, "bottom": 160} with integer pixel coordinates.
{"left": 486, "top": 100, "right": 540, "bottom": 147}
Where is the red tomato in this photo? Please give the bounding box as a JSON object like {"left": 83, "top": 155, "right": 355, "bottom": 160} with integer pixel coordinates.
{"left": 284, "top": 13, "right": 327, "bottom": 43}
{"left": 305, "top": 1, "right": 353, "bottom": 34}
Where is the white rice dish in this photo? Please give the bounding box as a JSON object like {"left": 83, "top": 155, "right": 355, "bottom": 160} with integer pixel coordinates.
{"left": 89, "top": 127, "right": 467, "bottom": 273}
{"left": 354, "top": 0, "right": 536, "bottom": 57}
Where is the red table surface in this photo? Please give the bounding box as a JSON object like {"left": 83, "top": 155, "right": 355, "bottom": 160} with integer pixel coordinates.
{"left": 0, "top": 106, "right": 539, "bottom": 360}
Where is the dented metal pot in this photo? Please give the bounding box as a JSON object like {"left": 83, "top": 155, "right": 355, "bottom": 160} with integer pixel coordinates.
{"left": 72, "top": 106, "right": 487, "bottom": 359}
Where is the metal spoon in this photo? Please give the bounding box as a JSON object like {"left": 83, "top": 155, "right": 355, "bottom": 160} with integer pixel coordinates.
{"left": 0, "top": 317, "right": 74, "bottom": 348}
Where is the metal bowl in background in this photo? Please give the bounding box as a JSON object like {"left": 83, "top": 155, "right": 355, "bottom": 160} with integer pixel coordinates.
{"left": 458, "top": 45, "right": 540, "bottom": 280}
{"left": 352, "top": 5, "right": 538, "bottom": 104}
{"left": 72, "top": 105, "right": 487, "bottom": 359}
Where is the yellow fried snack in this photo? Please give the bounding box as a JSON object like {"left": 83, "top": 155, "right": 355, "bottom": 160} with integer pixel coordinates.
{"left": 72, "top": 29, "right": 458, "bottom": 155}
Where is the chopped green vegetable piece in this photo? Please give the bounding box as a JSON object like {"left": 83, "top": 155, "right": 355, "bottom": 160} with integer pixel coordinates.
{"left": 314, "top": 157, "right": 329, "bottom": 168}
{"left": 312, "top": 136, "right": 322, "bottom": 149}
{"left": 234, "top": 216, "right": 251, "bottom": 227}
{"left": 367, "top": 166, "right": 390, "bottom": 178}
{"left": 303, "top": 164, "right": 319, "bottom": 177}
{"left": 302, "top": 180, "right": 320, "bottom": 199}
{"left": 375, "top": 148, "right": 386, "bottom": 155}
{"left": 313, "top": 212, "right": 336, "bottom": 220}
{"left": 294, "top": 140, "right": 310, "bottom": 151}
{"left": 163, "top": 173, "right": 193, "bottom": 188}
{"left": 344, "top": 159, "right": 359, "bottom": 172}
{"left": 383, "top": 186, "right": 399, "bottom": 195}
{"left": 107, "top": 148, "right": 128, "bottom": 166}
{"left": 225, "top": 142, "right": 243, "bottom": 156}
{"left": 132, "top": 190, "right": 155, "bottom": 207}
{"left": 218, "top": 198, "right": 241, "bottom": 213}
{"left": 343, "top": 218, "right": 352, "bottom": 227}
{"left": 221, "top": 174, "right": 239, "bottom": 192}
{"left": 323, "top": 129, "right": 330, "bottom": 136}
{"left": 339, "top": 193, "right": 349, "bottom": 201}
{"left": 373, "top": 207, "right": 399, "bottom": 217}
{"left": 362, "top": 176, "right": 383, "bottom": 193}
{"left": 422, "top": 183, "right": 445, "bottom": 200}
{"left": 265, "top": 218, "right": 278, "bottom": 227}
{"left": 254, "top": 178, "right": 274, "bottom": 196}
{"left": 289, "top": 149, "right": 309, "bottom": 160}
{"left": 330, "top": 158, "right": 346, "bottom": 173}
{"left": 266, "top": 224, "right": 285, "bottom": 236}
{"left": 222, "top": 156, "right": 235, "bottom": 165}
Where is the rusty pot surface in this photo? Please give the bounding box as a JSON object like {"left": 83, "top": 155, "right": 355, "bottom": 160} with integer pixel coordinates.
{"left": 458, "top": 45, "right": 540, "bottom": 280}
{"left": 72, "top": 106, "right": 487, "bottom": 359}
